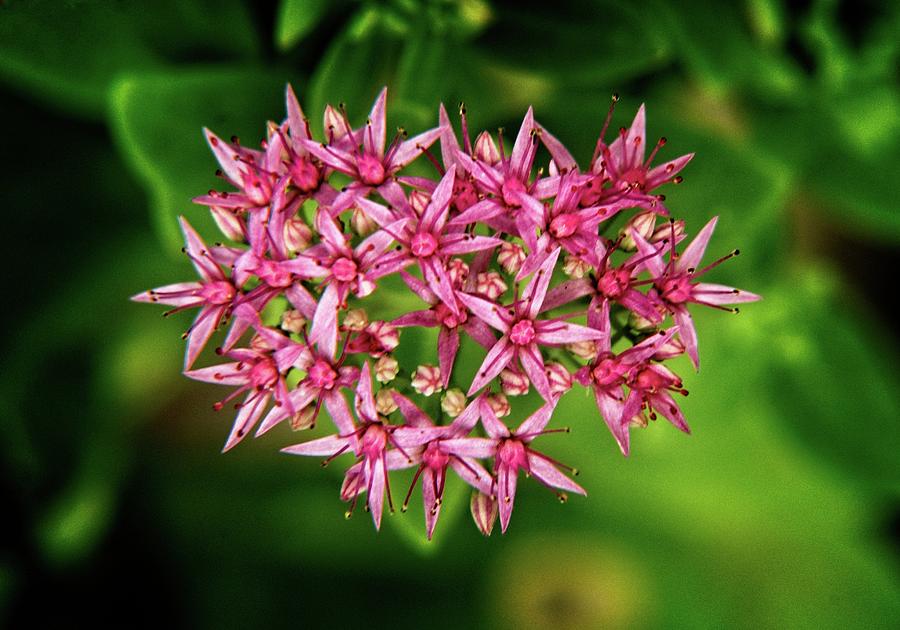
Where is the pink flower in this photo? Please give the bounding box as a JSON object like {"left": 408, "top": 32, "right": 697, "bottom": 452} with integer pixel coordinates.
{"left": 460, "top": 249, "right": 605, "bottom": 400}
{"left": 452, "top": 399, "right": 585, "bottom": 533}
{"left": 632, "top": 217, "right": 761, "bottom": 368}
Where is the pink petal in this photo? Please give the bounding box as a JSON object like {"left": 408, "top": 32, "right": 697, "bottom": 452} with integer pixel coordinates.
{"left": 400, "top": 271, "right": 438, "bottom": 304}
{"left": 440, "top": 234, "right": 502, "bottom": 256}
{"left": 497, "top": 467, "right": 518, "bottom": 533}
{"left": 438, "top": 103, "right": 460, "bottom": 170}
{"left": 422, "top": 467, "right": 441, "bottom": 540}
{"left": 463, "top": 317, "right": 499, "bottom": 349}
{"left": 393, "top": 309, "right": 438, "bottom": 328}
{"left": 282, "top": 433, "right": 349, "bottom": 457}
{"left": 132, "top": 282, "right": 202, "bottom": 307}
{"left": 441, "top": 437, "right": 496, "bottom": 458}
{"left": 179, "top": 216, "right": 221, "bottom": 282}
{"left": 184, "top": 361, "right": 248, "bottom": 386}
{"left": 184, "top": 306, "right": 221, "bottom": 370}
{"left": 438, "top": 327, "right": 460, "bottom": 387}
{"left": 390, "top": 391, "right": 435, "bottom": 428}
{"left": 456, "top": 293, "right": 510, "bottom": 333}
{"left": 677, "top": 216, "right": 718, "bottom": 273}
{"left": 541, "top": 278, "right": 594, "bottom": 312}
{"left": 673, "top": 306, "right": 700, "bottom": 370}
{"left": 595, "top": 388, "right": 629, "bottom": 456}
{"left": 537, "top": 122, "right": 578, "bottom": 172}
{"left": 518, "top": 344, "right": 551, "bottom": 401}
{"left": 509, "top": 107, "right": 536, "bottom": 181}
{"left": 365, "top": 87, "right": 387, "bottom": 157}
{"left": 447, "top": 398, "right": 483, "bottom": 435}
{"left": 692, "top": 282, "right": 761, "bottom": 305}
{"left": 630, "top": 229, "right": 667, "bottom": 278}
{"left": 421, "top": 257, "right": 459, "bottom": 316}
{"left": 447, "top": 198, "right": 503, "bottom": 227}
{"left": 516, "top": 401, "right": 556, "bottom": 437}
{"left": 367, "top": 456, "right": 387, "bottom": 530}
{"left": 450, "top": 457, "right": 493, "bottom": 495}
{"left": 355, "top": 362, "right": 377, "bottom": 423}
{"left": 309, "top": 283, "right": 339, "bottom": 359}
{"left": 420, "top": 169, "right": 455, "bottom": 234}
{"left": 467, "top": 338, "right": 515, "bottom": 396}
{"left": 652, "top": 390, "right": 690, "bottom": 433}
{"left": 646, "top": 153, "right": 694, "bottom": 189}
{"left": 535, "top": 320, "right": 606, "bottom": 345}
{"left": 222, "top": 391, "right": 271, "bottom": 452}
{"left": 203, "top": 128, "right": 244, "bottom": 185}
{"left": 357, "top": 218, "right": 410, "bottom": 267}
{"left": 286, "top": 283, "right": 318, "bottom": 319}
{"left": 285, "top": 84, "right": 308, "bottom": 143}
{"left": 527, "top": 453, "right": 586, "bottom": 495}
{"left": 257, "top": 381, "right": 317, "bottom": 435}
{"left": 355, "top": 197, "right": 398, "bottom": 229}
{"left": 388, "top": 126, "right": 444, "bottom": 171}
{"left": 522, "top": 248, "right": 560, "bottom": 319}
{"left": 478, "top": 398, "right": 512, "bottom": 439}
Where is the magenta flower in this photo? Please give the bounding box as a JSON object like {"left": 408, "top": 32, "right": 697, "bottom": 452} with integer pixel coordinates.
{"left": 300, "top": 87, "right": 444, "bottom": 213}
{"left": 390, "top": 392, "right": 493, "bottom": 539}
{"left": 459, "top": 249, "right": 605, "bottom": 400}
{"left": 452, "top": 399, "right": 585, "bottom": 533}
{"left": 132, "top": 217, "right": 239, "bottom": 369}
{"left": 632, "top": 216, "right": 761, "bottom": 368}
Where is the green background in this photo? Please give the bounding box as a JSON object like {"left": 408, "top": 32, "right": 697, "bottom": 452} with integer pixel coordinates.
{"left": 1, "top": 0, "right": 898, "bottom": 627}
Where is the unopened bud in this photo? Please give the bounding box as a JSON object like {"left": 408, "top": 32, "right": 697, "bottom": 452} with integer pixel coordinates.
{"left": 474, "top": 131, "right": 501, "bottom": 164}
{"left": 470, "top": 491, "right": 498, "bottom": 536}
{"left": 545, "top": 362, "right": 573, "bottom": 396}
{"left": 485, "top": 392, "right": 510, "bottom": 417}
{"left": 366, "top": 321, "right": 399, "bottom": 354}
{"left": 562, "top": 255, "right": 591, "bottom": 278}
{"left": 250, "top": 333, "right": 273, "bottom": 353}
{"left": 411, "top": 365, "right": 442, "bottom": 396}
{"left": 342, "top": 309, "right": 368, "bottom": 331}
{"left": 566, "top": 339, "right": 598, "bottom": 361}
{"left": 447, "top": 258, "right": 469, "bottom": 287}
{"left": 409, "top": 190, "right": 431, "bottom": 216}
{"left": 324, "top": 105, "right": 348, "bottom": 141}
{"left": 441, "top": 388, "right": 467, "bottom": 418}
{"left": 619, "top": 211, "right": 656, "bottom": 251}
{"left": 290, "top": 405, "right": 316, "bottom": 431}
{"left": 284, "top": 216, "right": 313, "bottom": 252}
{"left": 350, "top": 205, "right": 378, "bottom": 236}
{"left": 210, "top": 206, "right": 245, "bottom": 242}
{"left": 476, "top": 271, "right": 507, "bottom": 300}
{"left": 498, "top": 242, "right": 526, "bottom": 275}
{"left": 375, "top": 388, "right": 398, "bottom": 415}
{"left": 374, "top": 355, "right": 399, "bottom": 383}
{"left": 651, "top": 218, "right": 686, "bottom": 244}
{"left": 628, "top": 310, "right": 658, "bottom": 333}
{"left": 280, "top": 309, "right": 306, "bottom": 334}
{"left": 500, "top": 368, "right": 530, "bottom": 396}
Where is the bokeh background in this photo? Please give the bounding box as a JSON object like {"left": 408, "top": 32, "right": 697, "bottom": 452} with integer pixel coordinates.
{"left": 1, "top": 0, "right": 898, "bottom": 627}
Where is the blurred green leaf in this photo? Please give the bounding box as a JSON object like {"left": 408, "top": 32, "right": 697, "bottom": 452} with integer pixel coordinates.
{"left": 0, "top": 0, "right": 258, "bottom": 117}
{"left": 275, "top": 0, "right": 333, "bottom": 51}
{"left": 109, "top": 68, "right": 289, "bottom": 250}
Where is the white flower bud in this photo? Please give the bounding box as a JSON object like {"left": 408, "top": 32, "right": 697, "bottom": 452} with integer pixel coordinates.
{"left": 566, "top": 340, "right": 598, "bottom": 361}
{"left": 409, "top": 190, "right": 431, "bottom": 216}
{"left": 562, "top": 255, "right": 591, "bottom": 278}
{"left": 448, "top": 258, "right": 470, "bottom": 287}
{"left": 545, "top": 362, "right": 573, "bottom": 396}
{"left": 485, "top": 392, "right": 510, "bottom": 417}
{"left": 441, "top": 388, "right": 467, "bottom": 418}
{"left": 350, "top": 205, "right": 378, "bottom": 236}
{"left": 474, "top": 131, "right": 501, "bottom": 165}
{"left": 210, "top": 206, "right": 245, "bottom": 242}
{"left": 374, "top": 356, "right": 399, "bottom": 383}
{"left": 342, "top": 309, "right": 368, "bottom": 332}
{"left": 470, "top": 491, "right": 498, "bottom": 536}
{"left": 476, "top": 271, "right": 507, "bottom": 300}
{"left": 284, "top": 216, "right": 313, "bottom": 252}
{"left": 290, "top": 405, "right": 317, "bottom": 431}
{"left": 500, "top": 369, "right": 530, "bottom": 396}
{"left": 366, "top": 321, "right": 399, "bottom": 353}
{"left": 619, "top": 211, "right": 656, "bottom": 251}
{"left": 411, "top": 365, "right": 443, "bottom": 396}
{"left": 375, "top": 388, "right": 398, "bottom": 415}
{"left": 498, "top": 242, "right": 526, "bottom": 275}
{"left": 280, "top": 309, "right": 306, "bottom": 334}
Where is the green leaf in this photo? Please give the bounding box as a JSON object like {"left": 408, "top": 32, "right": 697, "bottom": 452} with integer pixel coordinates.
{"left": 275, "top": 0, "right": 332, "bottom": 51}
{"left": 109, "top": 68, "right": 290, "bottom": 250}
{"left": 0, "top": 0, "right": 258, "bottom": 117}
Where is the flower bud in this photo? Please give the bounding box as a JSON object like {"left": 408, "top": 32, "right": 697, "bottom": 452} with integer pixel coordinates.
{"left": 284, "top": 216, "right": 313, "bottom": 252}
{"left": 476, "top": 271, "right": 507, "bottom": 300}
{"left": 470, "top": 491, "right": 498, "bottom": 536}
{"left": 365, "top": 320, "right": 399, "bottom": 354}
{"left": 651, "top": 218, "right": 686, "bottom": 244}
{"left": 290, "top": 405, "right": 317, "bottom": 431}
{"left": 324, "top": 104, "right": 348, "bottom": 141}
{"left": 374, "top": 355, "right": 399, "bottom": 383}
{"left": 350, "top": 205, "right": 378, "bottom": 236}
{"left": 342, "top": 309, "right": 368, "bottom": 332}
{"left": 375, "top": 388, "right": 398, "bottom": 415}
{"left": 498, "top": 242, "right": 526, "bottom": 275}
{"left": 411, "top": 365, "right": 442, "bottom": 396}
{"left": 566, "top": 340, "right": 598, "bottom": 361}
{"left": 628, "top": 310, "right": 658, "bottom": 333}
{"left": 562, "top": 255, "right": 591, "bottom": 278}
{"left": 280, "top": 309, "right": 306, "bottom": 334}
{"left": 409, "top": 190, "right": 431, "bottom": 216}
{"left": 485, "top": 392, "right": 510, "bottom": 417}
{"left": 619, "top": 211, "right": 656, "bottom": 251}
{"left": 250, "top": 333, "right": 273, "bottom": 353}
{"left": 441, "top": 388, "right": 467, "bottom": 418}
{"left": 210, "top": 206, "right": 245, "bottom": 242}
{"left": 447, "top": 258, "right": 469, "bottom": 287}
{"left": 545, "top": 362, "right": 573, "bottom": 396}
{"left": 500, "top": 368, "right": 530, "bottom": 396}
{"left": 653, "top": 335, "right": 685, "bottom": 360}
{"left": 474, "top": 131, "right": 501, "bottom": 164}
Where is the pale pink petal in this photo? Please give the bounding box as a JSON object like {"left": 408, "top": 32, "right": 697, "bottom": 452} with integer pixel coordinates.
{"left": 438, "top": 103, "right": 461, "bottom": 170}
{"left": 285, "top": 84, "right": 308, "bottom": 143}
{"left": 541, "top": 278, "right": 594, "bottom": 312}
{"left": 450, "top": 457, "right": 493, "bottom": 495}
{"left": 510, "top": 107, "right": 536, "bottom": 180}
{"left": 324, "top": 389, "right": 356, "bottom": 435}
{"left": 447, "top": 197, "right": 503, "bottom": 227}
{"left": 282, "top": 433, "right": 350, "bottom": 457}
{"left": 498, "top": 467, "right": 518, "bottom": 533}
{"left": 537, "top": 122, "right": 578, "bottom": 172}
{"left": 518, "top": 344, "right": 551, "bottom": 401}
{"left": 422, "top": 467, "right": 441, "bottom": 539}
{"left": 366, "top": 87, "right": 387, "bottom": 157}
{"left": 441, "top": 437, "right": 496, "bottom": 458}
{"left": 286, "top": 283, "right": 318, "bottom": 319}
{"left": 355, "top": 197, "right": 398, "bottom": 229}
{"left": 440, "top": 234, "right": 502, "bottom": 255}
{"left": 421, "top": 257, "right": 459, "bottom": 316}
{"left": 309, "top": 283, "right": 339, "bottom": 358}
{"left": 456, "top": 293, "right": 510, "bottom": 333}
{"left": 532, "top": 174, "right": 561, "bottom": 199}
{"left": 257, "top": 381, "right": 317, "bottom": 435}
{"left": 527, "top": 454, "right": 586, "bottom": 495}
{"left": 673, "top": 306, "right": 700, "bottom": 370}
{"left": 400, "top": 271, "right": 438, "bottom": 304}
{"left": 315, "top": 211, "right": 350, "bottom": 253}
{"left": 300, "top": 138, "right": 357, "bottom": 175}
{"left": 420, "top": 169, "right": 455, "bottom": 233}
{"left": 132, "top": 282, "right": 202, "bottom": 307}
{"left": 595, "top": 388, "right": 628, "bottom": 455}
{"left": 179, "top": 216, "right": 221, "bottom": 281}
{"left": 652, "top": 391, "right": 690, "bottom": 433}
{"left": 447, "top": 398, "right": 483, "bottom": 435}
{"left": 387, "top": 126, "right": 444, "bottom": 171}
{"left": 692, "top": 283, "right": 761, "bottom": 305}
{"left": 478, "top": 398, "right": 511, "bottom": 439}
{"left": 203, "top": 128, "right": 244, "bottom": 185}
{"left": 516, "top": 402, "right": 556, "bottom": 437}
{"left": 535, "top": 320, "right": 606, "bottom": 345}
{"left": 184, "top": 306, "right": 221, "bottom": 370}
{"left": 222, "top": 391, "right": 270, "bottom": 452}
{"left": 184, "top": 361, "right": 248, "bottom": 386}
{"left": 367, "top": 456, "right": 387, "bottom": 530}
{"left": 390, "top": 391, "right": 435, "bottom": 428}
{"left": 630, "top": 229, "right": 667, "bottom": 278}
{"left": 355, "top": 362, "right": 377, "bottom": 423}
{"left": 357, "top": 218, "right": 410, "bottom": 267}
{"left": 646, "top": 153, "right": 694, "bottom": 189}
{"left": 393, "top": 426, "right": 447, "bottom": 447}
{"left": 393, "top": 309, "right": 438, "bottom": 328}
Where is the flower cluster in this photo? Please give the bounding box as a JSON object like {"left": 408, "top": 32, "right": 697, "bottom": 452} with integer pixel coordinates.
{"left": 134, "top": 86, "right": 759, "bottom": 538}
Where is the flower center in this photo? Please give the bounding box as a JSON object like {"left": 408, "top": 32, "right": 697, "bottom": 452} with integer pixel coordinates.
{"left": 501, "top": 177, "right": 526, "bottom": 207}
{"left": 453, "top": 179, "right": 478, "bottom": 212}
{"left": 423, "top": 441, "right": 450, "bottom": 470}
{"left": 410, "top": 232, "right": 438, "bottom": 258}
{"left": 658, "top": 275, "right": 692, "bottom": 304}
{"left": 509, "top": 319, "right": 536, "bottom": 345}
{"left": 597, "top": 268, "right": 631, "bottom": 299}
{"left": 200, "top": 280, "right": 235, "bottom": 305}
{"left": 435, "top": 302, "right": 466, "bottom": 329}
{"left": 357, "top": 153, "right": 386, "bottom": 185}
{"left": 619, "top": 166, "right": 647, "bottom": 190}
{"left": 331, "top": 257, "right": 358, "bottom": 283}
{"left": 291, "top": 157, "right": 321, "bottom": 193}
{"left": 591, "top": 357, "right": 624, "bottom": 387}
{"left": 634, "top": 367, "right": 670, "bottom": 391}
{"left": 497, "top": 439, "right": 527, "bottom": 469}
{"left": 307, "top": 359, "right": 337, "bottom": 390}
{"left": 360, "top": 423, "right": 388, "bottom": 459}
{"left": 256, "top": 259, "right": 293, "bottom": 288}
{"left": 548, "top": 213, "right": 580, "bottom": 239}
{"left": 249, "top": 358, "right": 278, "bottom": 390}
